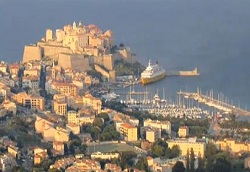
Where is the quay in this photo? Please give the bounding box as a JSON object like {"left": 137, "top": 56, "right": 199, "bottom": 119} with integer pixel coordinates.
{"left": 177, "top": 90, "right": 250, "bottom": 116}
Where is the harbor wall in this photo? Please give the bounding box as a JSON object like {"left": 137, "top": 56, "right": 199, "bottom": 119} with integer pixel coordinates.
{"left": 167, "top": 68, "right": 199, "bottom": 76}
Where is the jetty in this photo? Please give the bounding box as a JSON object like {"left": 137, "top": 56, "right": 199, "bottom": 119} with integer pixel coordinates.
{"left": 167, "top": 67, "right": 199, "bottom": 76}
{"left": 177, "top": 89, "right": 250, "bottom": 116}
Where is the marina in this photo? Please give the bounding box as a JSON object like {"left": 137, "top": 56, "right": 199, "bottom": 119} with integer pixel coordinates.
{"left": 177, "top": 89, "right": 250, "bottom": 116}
{"left": 115, "top": 86, "right": 210, "bottom": 119}
{"left": 107, "top": 84, "right": 250, "bottom": 120}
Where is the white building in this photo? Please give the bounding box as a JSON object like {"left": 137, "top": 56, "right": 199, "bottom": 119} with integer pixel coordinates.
{"left": 91, "top": 152, "right": 120, "bottom": 160}
{"left": 144, "top": 119, "right": 171, "bottom": 134}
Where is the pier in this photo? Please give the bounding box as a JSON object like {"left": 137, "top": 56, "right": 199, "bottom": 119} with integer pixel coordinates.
{"left": 177, "top": 90, "right": 250, "bottom": 116}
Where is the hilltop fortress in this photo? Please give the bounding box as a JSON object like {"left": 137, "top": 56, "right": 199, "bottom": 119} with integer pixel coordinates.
{"left": 22, "top": 21, "right": 136, "bottom": 82}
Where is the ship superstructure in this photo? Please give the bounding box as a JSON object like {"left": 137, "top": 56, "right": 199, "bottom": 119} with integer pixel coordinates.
{"left": 141, "top": 60, "right": 166, "bottom": 84}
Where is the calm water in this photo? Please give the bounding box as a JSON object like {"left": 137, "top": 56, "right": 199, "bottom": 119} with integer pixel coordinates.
{"left": 0, "top": 0, "right": 250, "bottom": 116}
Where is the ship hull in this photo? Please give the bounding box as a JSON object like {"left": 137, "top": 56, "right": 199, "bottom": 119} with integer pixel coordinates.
{"left": 141, "top": 72, "right": 166, "bottom": 84}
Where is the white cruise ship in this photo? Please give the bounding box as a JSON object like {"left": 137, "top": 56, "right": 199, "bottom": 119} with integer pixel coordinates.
{"left": 141, "top": 60, "right": 166, "bottom": 84}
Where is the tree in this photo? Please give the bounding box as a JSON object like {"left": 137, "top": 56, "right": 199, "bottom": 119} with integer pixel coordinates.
{"left": 98, "top": 112, "right": 110, "bottom": 123}
{"left": 135, "top": 157, "right": 148, "bottom": 171}
{"left": 186, "top": 149, "right": 190, "bottom": 172}
{"left": 213, "top": 155, "right": 231, "bottom": 172}
{"left": 172, "top": 161, "right": 186, "bottom": 172}
{"left": 205, "top": 143, "right": 217, "bottom": 159}
{"left": 80, "top": 144, "right": 87, "bottom": 153}
{"left": 151, "top": 140, "right": 168, "bottom": 157}
{"left": 190, "top": 148, "right": 195, "bottom": 172}
{"left": 93, "top": 118, "right": 104, "bottom": 129}
{"left": 195, "top": 154, "right": 205, "bottom": 172}
{"left": 170, "top": 145, "right": 181, "bottom": 158}
{"left": 41, "top": 159, "right": 52, "bottom": 171}
{"left": 152, "top": 144, "right": 165, "bottom": 157}
{"left": 99, "top": 124, "right": 120, "bottom": 141}
{"left": 210, "top": 153, "right": 232, "bottom": 172}
{"left": 11, "top": 166, "right": 26, "bottom": 172}
{"left": 205, "top": 143, "right": 218, "bottom": 172}
{"left": 120, "top": 151, "right": 136, "bottom": 169}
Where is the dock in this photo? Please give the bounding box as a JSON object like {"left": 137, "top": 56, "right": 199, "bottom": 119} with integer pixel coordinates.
{"left": 177, "top": 90, "right": 250, "bottom": 116}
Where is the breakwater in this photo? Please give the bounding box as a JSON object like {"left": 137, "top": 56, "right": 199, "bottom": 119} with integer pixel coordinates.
{"left": 177, "top": 90, "right": 250, "bottom": 116}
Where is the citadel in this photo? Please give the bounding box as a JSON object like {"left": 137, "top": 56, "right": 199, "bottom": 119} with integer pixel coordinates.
{"left": 0, "top": 20, "right": 249, "bottom": 172}
{"left": 22, "top": 21, "right": 136, "bottom": 82}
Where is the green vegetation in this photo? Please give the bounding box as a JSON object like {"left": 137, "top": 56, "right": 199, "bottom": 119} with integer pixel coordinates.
{"left": 87, "top": 143, "right": 139, "bottom": 154}
{"left": 135, "top": 157, "right": 149, "bottom": 171}
{"left": 82, "top": 123, "right": 120, "bottom": 141}
{"left": 203, "top": 143, "right": 241, "bottom": 172}
{"left": 82, "top": 114, "right": 120, "bottom": 141}
{"left": 219, "top": 119, "right": 250, "bottom": 129}
{"left": 172, "top": 161, "right": 186, "bottom": 172}
{"left": 114, "top": 60, "right": 145, "bottom": 76}
{"left": 11, "top": 166, "right": 26, "bottom": 172}
{"left": 120, "top": 151, "right": 137, "bottom": 169}
{"left": 190, "top": 148, "right": 195, "bottom": 172}
{"left": 151, "top": 140, "right": 181, "bottom": 159}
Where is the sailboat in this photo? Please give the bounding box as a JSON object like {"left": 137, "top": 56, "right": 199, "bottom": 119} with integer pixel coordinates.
{"left": 161, "top": 88, "right": 167, "bottom": 103}
{"left": 153, "top": 89, "right": 161, "bottom": 104}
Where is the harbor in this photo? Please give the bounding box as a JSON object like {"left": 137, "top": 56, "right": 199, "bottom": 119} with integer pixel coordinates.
{"left": 105, "top": 83, "right": 250, "bottom": 120}
{"left": 110, "top": 86, "right": 210, "bottom": 119}
{"left": 177, "top": 89, "right": 250, "bottom": 116}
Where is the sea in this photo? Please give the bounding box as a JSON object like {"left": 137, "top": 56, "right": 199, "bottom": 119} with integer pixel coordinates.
{"left": 0, "top": 0, "right": 250, "bottom": 119}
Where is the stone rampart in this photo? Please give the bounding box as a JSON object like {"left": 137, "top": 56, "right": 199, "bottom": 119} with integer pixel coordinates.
{"left": 94, "top": 64, "right": 109, "bottom": 78}
{"left": 22, "top": 45, "right": 42, "bottom": 63}
{"left": 37, "top": 42, "right": 72, "bottom": 61}
{"left": 58, "top": 53, "right": 91, "bottom": 72}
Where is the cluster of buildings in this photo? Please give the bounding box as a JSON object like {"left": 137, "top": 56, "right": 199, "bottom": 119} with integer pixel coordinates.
{"left": 0, "top": 20, "right": 250, "bottom": 171}
{"left": 22, "top": 21, "right": 137, "bottom": 82}
{"left": 215, "top": 138, "right": 250, "bottom": 155}
{"left": 49, "top": 156, "right": 144, "bottom": 172}
{"left": 0, "top": 137, "right": 18, "bottom": 171}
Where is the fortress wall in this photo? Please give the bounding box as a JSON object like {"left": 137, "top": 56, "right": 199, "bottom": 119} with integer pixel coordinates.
{"left": 41, "top": 45, "right": 72, "bottom": 61}
{"left": 58, "top": 53, "right": 72, "bottom": 69}
{"left": 117, "top": 48, "right": 136, "bottom": 64}
{"left": 22, "top": 45, "right": 42, "bottom": 63}
{"left": 109, "top": 70, "right": 116, "bottom": 83}
{"left": 103, "top": 54, "right": 114, "bottom": 71}
{"left": 58, "top": 53, "right": 91, "bottom": 72}
{"left": 70, "top": 54, "right": 91, "bottom": 72}
{"left": 94, "top": 64, "right": 109, "bottom": 78}
{"left": 93, "top": 56, "right": 103, "bottom": 66}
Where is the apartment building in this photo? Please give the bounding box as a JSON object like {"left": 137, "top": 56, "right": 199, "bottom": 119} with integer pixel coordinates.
{"left": 216, "top": 139, "right": 250, "bottom": 153}
{"left": 178, "top": 126, "right": 189, "bottom": 138}
{"left": 167, "top": 138, "right": 206, "bottom": 158}
{"left": 53, "top": 100, "right": 67, "bottom": 116}
{"left": 82, "top": 94, "right": 102, "bottom": 114}
{"left": 144, "top": 119, "right": 171, "bottom": 134}
{"left": 13, "top": 92, "right": 44, "bottom": 110}
{"left": 51, "top": 82, "right": 78, "bottom": 96}
{"left": 120, "top": 123, "right": 138, "bottom": 142}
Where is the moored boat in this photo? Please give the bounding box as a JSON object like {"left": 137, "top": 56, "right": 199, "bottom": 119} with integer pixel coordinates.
{"left": 141, "top": 60, "right": 166, "bottom": 84}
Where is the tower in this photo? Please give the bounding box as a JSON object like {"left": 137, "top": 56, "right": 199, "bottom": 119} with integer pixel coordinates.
{"left": 46, "top": 29, "right": 53, "bottom": 42}
{"left": 79, "top": 21, "right": 83, "bottom": 27}
{"left": 73, "top": 21, "right": 77, "bottom": 30}
{"left": 51, "top": 60, "right": 56, "bottom": 80}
